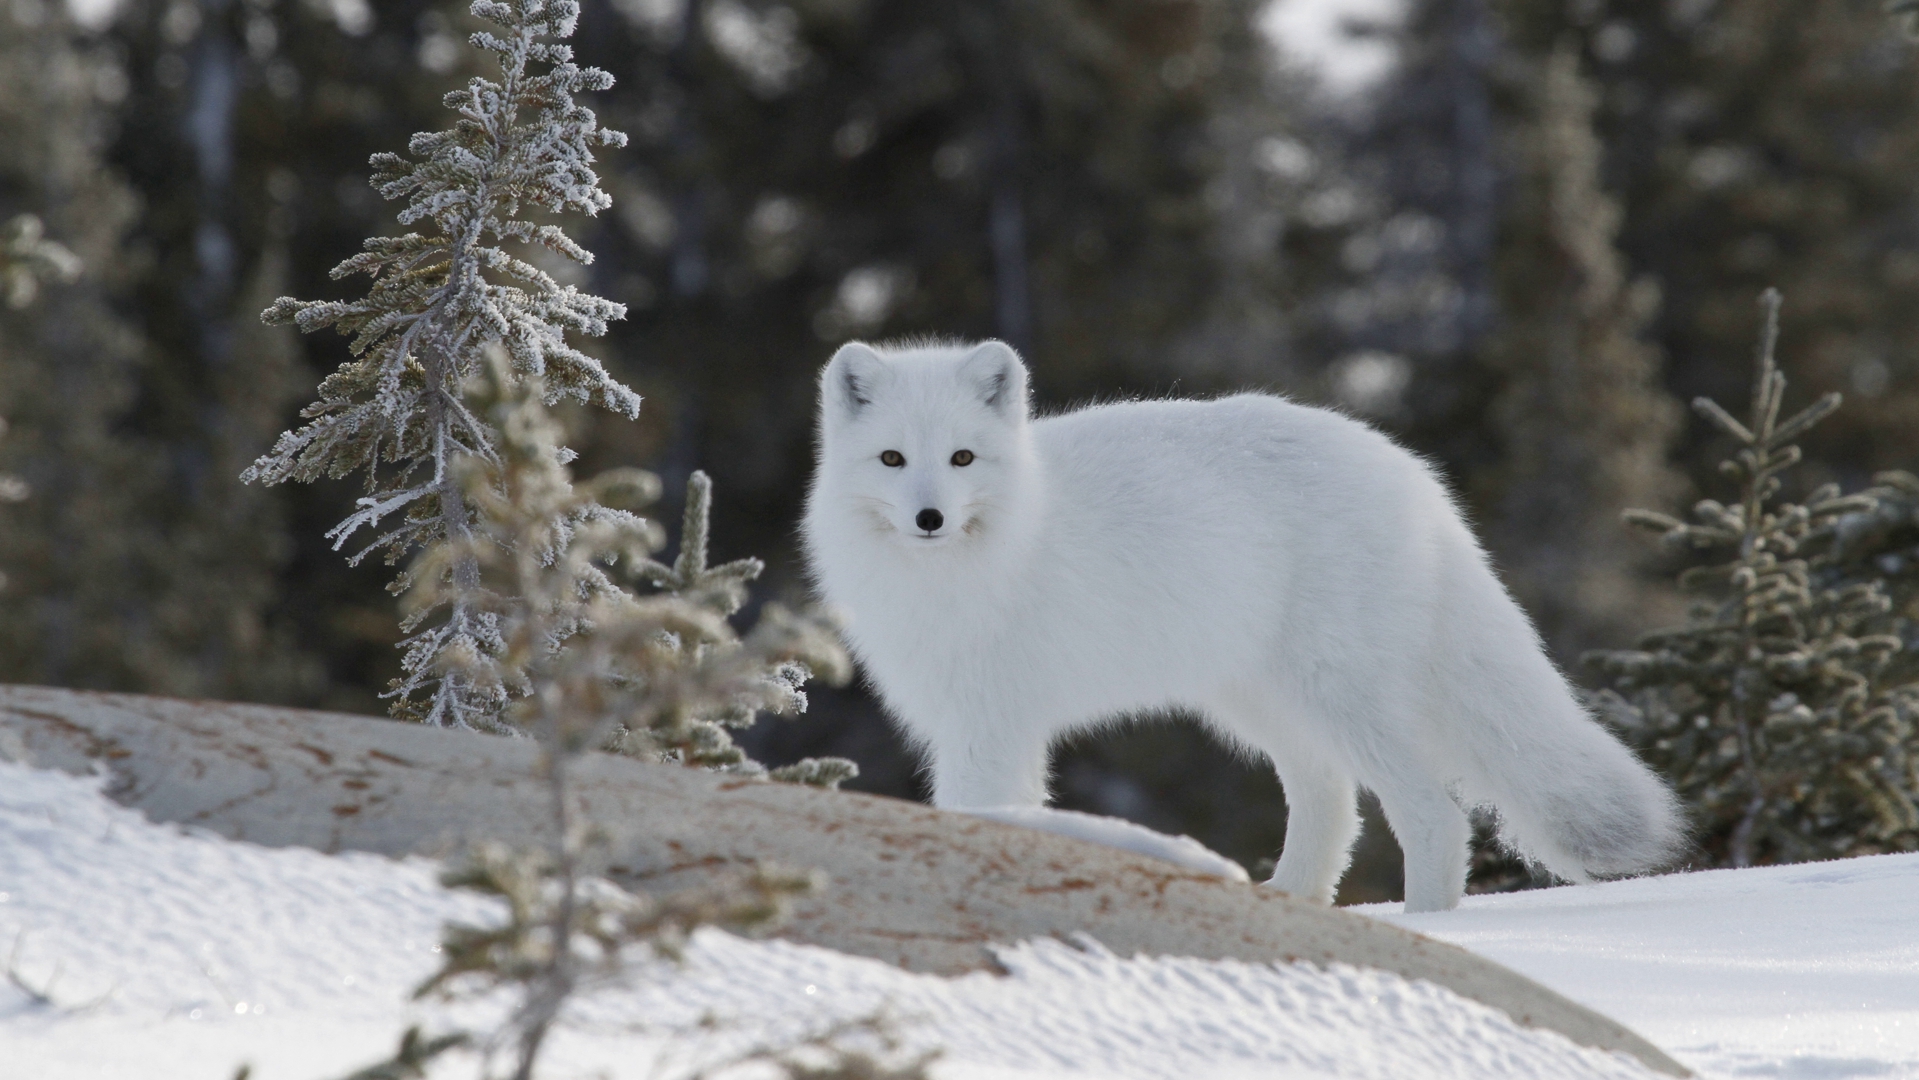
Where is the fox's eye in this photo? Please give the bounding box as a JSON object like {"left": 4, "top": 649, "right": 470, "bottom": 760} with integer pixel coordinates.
{"left": 950, "top": 449, "right": 975, "bottom": 467}
{"left": 880, "top": 450, "right": 905, "bottom": 467}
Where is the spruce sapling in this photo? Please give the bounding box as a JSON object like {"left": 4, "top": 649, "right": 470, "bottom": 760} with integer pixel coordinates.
{"left": 403, "top": 348, "right": 856, "bottom": 781}
{"left": 341, "top": 351, "right": 848, "bottom": 1080}
{"left": 603, "top": 469, "right": 858, "bottom": 785}
{"left": 242, "top": 0, "right": 634, "bottom": 730}
{"left": 1588, "top": 290, "right": 1919, "bottom": 866}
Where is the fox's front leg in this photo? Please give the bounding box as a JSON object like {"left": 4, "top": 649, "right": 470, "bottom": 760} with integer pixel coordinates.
{"left": 925, "top": 720, "right": 1053, "bottom": 808}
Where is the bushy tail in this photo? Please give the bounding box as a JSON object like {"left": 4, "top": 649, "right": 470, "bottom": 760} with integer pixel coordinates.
{"left": 1439, "top": 570, "right": 1687, "bottom": 882}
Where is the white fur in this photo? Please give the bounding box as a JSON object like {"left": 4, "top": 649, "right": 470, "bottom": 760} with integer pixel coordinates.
{"left": 802, "top": 340, "right": 1684, "bottom": 912}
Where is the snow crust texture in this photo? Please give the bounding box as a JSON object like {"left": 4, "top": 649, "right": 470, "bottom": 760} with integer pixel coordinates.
{"left": 1371, "top": 853, "right": 1919, "bottom": 1079}
{"left": 0, "top": 760, "right": 1654, "bottom": 1080}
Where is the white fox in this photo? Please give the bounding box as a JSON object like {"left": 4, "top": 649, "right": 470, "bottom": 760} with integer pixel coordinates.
{"left": 802, "top": 339, "right": 1683, "bottom": 912}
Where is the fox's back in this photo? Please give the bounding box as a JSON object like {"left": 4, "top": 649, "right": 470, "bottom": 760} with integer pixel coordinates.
{"left": 1029, "top": 393, "right": 1461, "bottom": 588}
{"left": 1001, "top": 393, "right": 1471, "bottom": 713}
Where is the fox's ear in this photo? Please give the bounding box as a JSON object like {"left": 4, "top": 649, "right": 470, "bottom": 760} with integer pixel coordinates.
{"left": 822, "top": 342, "right": 887, "bottom": 423}
{"left": 958, "top": 340, "right": 1029, "bottom": 422}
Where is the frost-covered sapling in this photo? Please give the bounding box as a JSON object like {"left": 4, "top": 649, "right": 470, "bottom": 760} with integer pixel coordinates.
{"left": 601, "top": 471, "right": 859, "bottom": 786}
{"left": 406, "top": 349, "right": 856, "bottom": 783}
{"left": 243, "top": 0, "right": 634, "bottom": 730}
{"left": 1588, "top": 290, "right": 1919, "bottom": 866}
{"left": 337, "top": 352, "right": 851, "bottom": 1080}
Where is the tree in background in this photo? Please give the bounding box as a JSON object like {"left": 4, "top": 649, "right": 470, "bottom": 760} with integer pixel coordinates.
{"left": 0, "top": 215, "right": 79, "bottom": 587}
{"left": 1589, "top": 291, "right": 1919, "bottom": 868}
{"left": 245, "top": 0, "right": 636, "bottom": 729}
{"left": 1332, "top": 0, "right": 1919, "bottom": 666}
{"left": 0, "top": 0, "right": 325, "bottom": 702}
{"left": 1478, "top": 40, "right": 1684, "bottom": 660}
{"left": 581, "top": 0, "right": 1334, "bottom": 564}
{"left": 1493, "top": 0, "right": 1919, "bottom": 482}
{"left": 1303, "top": 0, "right": 1501, "bottom": 434}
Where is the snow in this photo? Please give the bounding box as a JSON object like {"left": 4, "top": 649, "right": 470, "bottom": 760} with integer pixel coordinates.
{"left": 2, "top": 760, "right": 1654, "bottom": 1080}
{"left": 6, "top": 757, "right": 1910, "bottom": 1080}
{"left": 955, "top": 805, "right": 1252, "bottom": 882}
{"left": 63, "top": 0, "right": 122, "bottom": 31}
{"left": 1364, "top": 855, "right": 1919, "bottom": 1080}
{"left": 1260, "top": 0, "right": 1407, "bottom": 98}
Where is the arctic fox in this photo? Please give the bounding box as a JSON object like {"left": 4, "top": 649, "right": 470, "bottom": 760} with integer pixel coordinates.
{"left": 802, "top": 339, "right": 1683, "bottom": 912}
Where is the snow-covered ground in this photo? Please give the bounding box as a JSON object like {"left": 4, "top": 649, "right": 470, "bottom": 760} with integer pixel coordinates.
{"left": 1366, "top": 855, "right": 1919, "bottom": 1079}
{"left": 3, "top": 757, "right": 1912, "bottom": 1079}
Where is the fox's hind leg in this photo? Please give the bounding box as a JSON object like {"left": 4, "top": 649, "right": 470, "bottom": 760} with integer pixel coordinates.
{"left": 1267, "top": 751, "right": 1360, "bottom": 904}
{"left": 1367, "top": 757, "right": 1471, "bottom": 912}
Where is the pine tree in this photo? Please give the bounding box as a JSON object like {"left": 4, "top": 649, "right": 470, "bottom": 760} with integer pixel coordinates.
{"left": 601, "top": 469, "right": 858, "bottom": 787}
{"left": 1588, "top": 291, "right": 1919, "bottom": 867}
{"left": 1316, "top": 0, "right": 1503, "bottom": 411}
{"left": 1810, "top": 469, "right": 1919, "bottom": 696}
{"left": 0, "top": 1, "right": 146, "bottom": 686}
{"left": 244, "top": 0, "right": 636, "bottom": 729}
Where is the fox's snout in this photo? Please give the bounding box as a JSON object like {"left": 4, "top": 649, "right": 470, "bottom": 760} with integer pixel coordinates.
{"left": 915, "top": 508, "right": 945, "bottom": 533}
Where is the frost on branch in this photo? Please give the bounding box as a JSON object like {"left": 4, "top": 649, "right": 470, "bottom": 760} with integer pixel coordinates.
{"left": 342, "top": 352, "right": 854, "bottom": 1080}
{"left": 1586, "top": 290, "right": 1919, "bottom": 867}
{"left": 406, "top": 347, "right": 856, "bottom": 782}
{"left": 240, "top": 0, "right": 634, "bottom": 729}
{"left": 600, "top": 469, "right": 858, "bottom": 784}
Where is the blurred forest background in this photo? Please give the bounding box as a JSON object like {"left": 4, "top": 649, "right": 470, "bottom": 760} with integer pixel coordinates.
{"left": 4, "top": 0, "right": 1918, "bottom": 902}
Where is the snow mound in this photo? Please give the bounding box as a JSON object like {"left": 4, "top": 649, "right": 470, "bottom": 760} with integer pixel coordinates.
{"left": 0, "top": 759, "right": 1655, "bottom": 1079}
{"left": 617, "top": 932, "right": 1654, "bottom": 1080}
{"left": 1367, "top": 852, "right": 1919, "bottom": 1079}
{"left": 954, "top": 804, "right": 1252, "bottom": 882}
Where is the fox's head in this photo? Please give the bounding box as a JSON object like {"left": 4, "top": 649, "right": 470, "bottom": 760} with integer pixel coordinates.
{"left": 811, "top": 339, "right": 1034, "bottom": 549}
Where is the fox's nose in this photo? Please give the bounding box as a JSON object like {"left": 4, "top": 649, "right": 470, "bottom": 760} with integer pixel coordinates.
{"left": 916, "top": 508, "right": 944, "bottom": 533}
